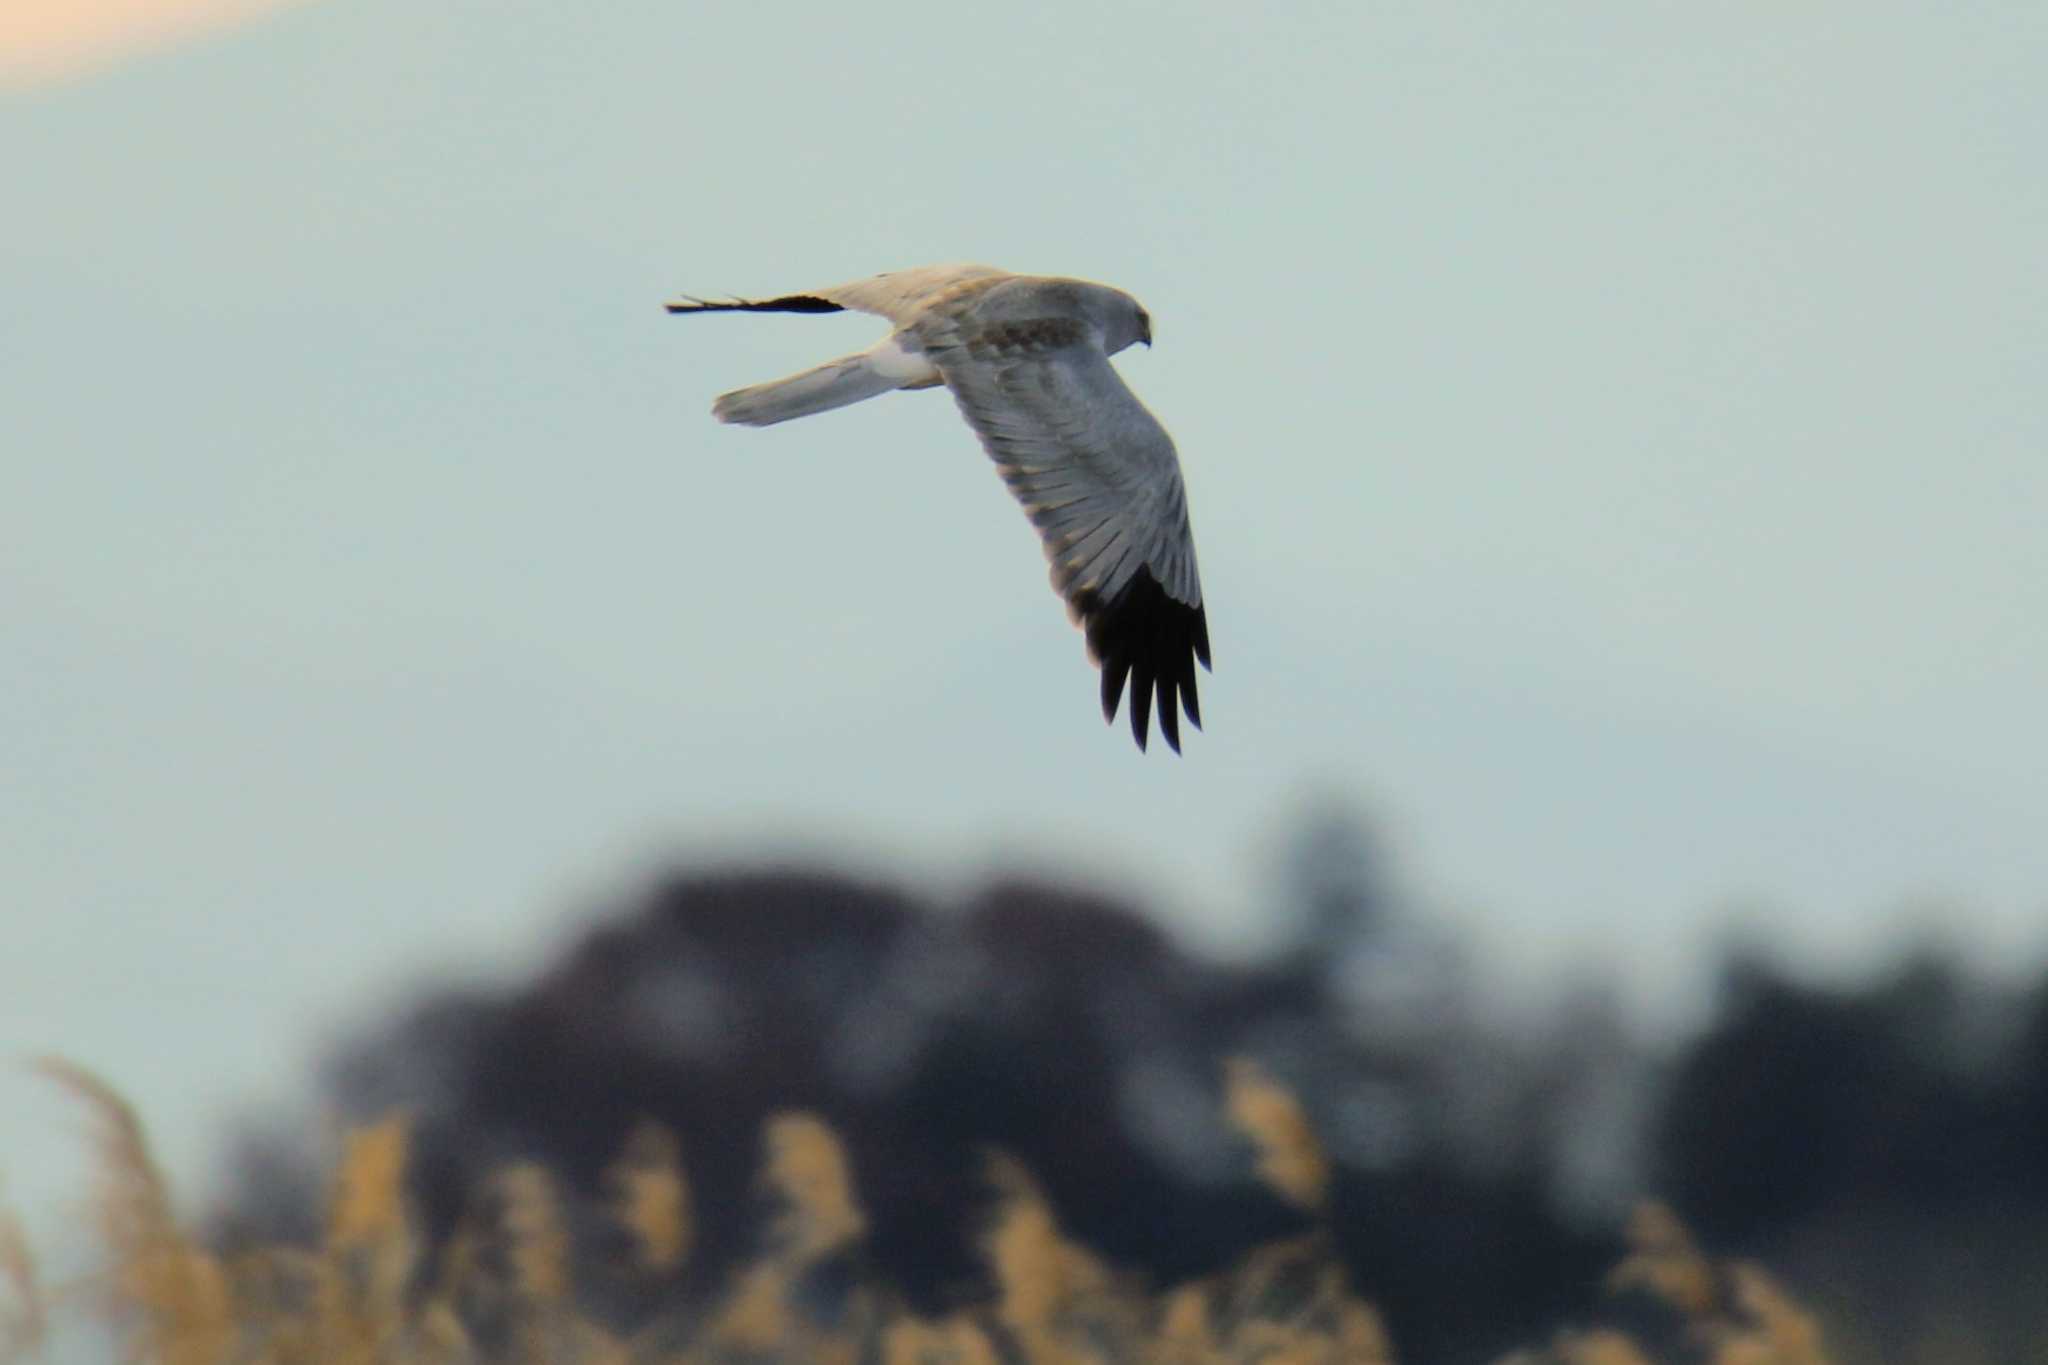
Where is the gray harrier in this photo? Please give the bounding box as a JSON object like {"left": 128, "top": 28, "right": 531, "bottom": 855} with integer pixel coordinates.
{"left": 667, "top": 264, "right": 1210, "bottom": 753}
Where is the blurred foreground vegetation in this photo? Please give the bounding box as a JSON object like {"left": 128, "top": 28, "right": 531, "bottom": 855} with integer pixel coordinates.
{"left": 9, "top": 804, "right": 2048, "bottom": 1361}
{"left": 1, "top": 1059, "right": 1825, "bottom": 1365}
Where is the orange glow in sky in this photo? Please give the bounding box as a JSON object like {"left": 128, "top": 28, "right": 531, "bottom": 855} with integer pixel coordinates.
{"left": 2, "top": 0, "right": 307, "bottom": 88}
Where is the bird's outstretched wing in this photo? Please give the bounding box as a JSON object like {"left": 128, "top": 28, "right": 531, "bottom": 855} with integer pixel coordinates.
{"left": 666, "top": 263, "right": 1009, "bottom": 325}
{"left": 915, "top": 307, "right": 1209, "bottom": 752}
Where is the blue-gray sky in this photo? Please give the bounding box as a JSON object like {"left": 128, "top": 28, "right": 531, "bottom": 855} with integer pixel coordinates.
{"left": 4, "top": 0, "right": 2045, "bottom": 1293}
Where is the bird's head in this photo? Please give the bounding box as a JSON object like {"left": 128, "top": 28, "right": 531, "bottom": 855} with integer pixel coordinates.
{"left": 1097, "top": 289, "right": 1152, "bottom": 354}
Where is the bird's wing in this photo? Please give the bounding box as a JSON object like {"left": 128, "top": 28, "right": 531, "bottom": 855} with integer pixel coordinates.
{"left": 817, "top": 264, "right": 1011, "bottom": 323}
{"left": 916, "top": 308, "right": 1209, "bottom": 752}
{"left": 667, "top": 264, "right": 1009, "bottom": 325}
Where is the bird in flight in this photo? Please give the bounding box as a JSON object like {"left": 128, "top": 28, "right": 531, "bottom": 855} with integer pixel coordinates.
{"left": 667, "top": 264, "right": 1210, "bottom": 753}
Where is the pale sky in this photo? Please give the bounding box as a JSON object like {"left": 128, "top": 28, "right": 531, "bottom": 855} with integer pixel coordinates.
{"left": 4, "top": 0, "right": 2046, "bottom": 1313}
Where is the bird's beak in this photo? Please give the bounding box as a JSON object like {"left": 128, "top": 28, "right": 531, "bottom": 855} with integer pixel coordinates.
{"left": 1141, "top": 323, "right": 1153, "bottom": 347}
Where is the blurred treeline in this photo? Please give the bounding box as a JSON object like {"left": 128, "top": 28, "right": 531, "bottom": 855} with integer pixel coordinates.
{"left": 216, "top": 805, "right": 2048, "bottom": 1363}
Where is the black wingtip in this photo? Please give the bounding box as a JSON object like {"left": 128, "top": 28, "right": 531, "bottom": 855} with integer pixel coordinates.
{"left": 1073, "top": 568, "right": 1209, "bottom": 755}
{"left": 664, "top": 293, "right": 846, "bottom": 316}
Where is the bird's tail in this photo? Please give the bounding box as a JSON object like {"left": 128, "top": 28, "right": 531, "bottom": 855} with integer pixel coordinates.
{"left": 712, "top": 352, "right": 902, "bottom": 427}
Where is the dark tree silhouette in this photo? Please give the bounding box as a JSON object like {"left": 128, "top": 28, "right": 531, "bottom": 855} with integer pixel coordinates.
{"left": 215, "top": 814, "right": 2048, "bottom": 1362}
{"left": 223, "top": 851, "right": 1614, "bottom": 1363}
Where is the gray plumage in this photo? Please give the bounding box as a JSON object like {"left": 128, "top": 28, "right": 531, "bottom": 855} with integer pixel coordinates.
{"left": 667, "top": 264, "right": 1210, "bottom": 752}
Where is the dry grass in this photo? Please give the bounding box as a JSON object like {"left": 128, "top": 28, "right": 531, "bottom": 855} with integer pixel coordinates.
{"left": 606, "top": 1122, "right": 690, "bottom": 1277}
{"left": 759, "top": 1114, "right": 864, "bottom": 1261}
{"left": 0, "top": 1188, "right": 45, "bottom": 1362}
{"left": 1510, "top": 1201, "right": 1830, "bottom": 1365}
{"left": 1222, "top": 1059, "right": 1329, "bottom": 1217}
{"left": 0, "top": 1056, "right": 1836, "bottom": 1365}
